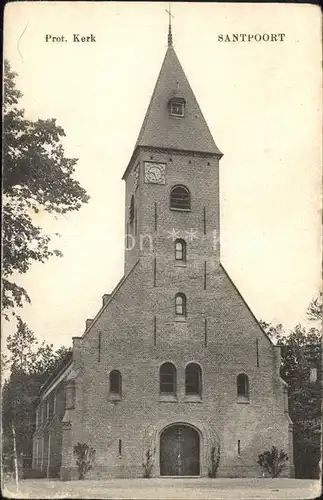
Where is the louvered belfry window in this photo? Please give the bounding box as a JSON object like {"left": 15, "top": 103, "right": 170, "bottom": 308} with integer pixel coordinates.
{"left": 170, "top": 185, "right": 191, "bottom": 210}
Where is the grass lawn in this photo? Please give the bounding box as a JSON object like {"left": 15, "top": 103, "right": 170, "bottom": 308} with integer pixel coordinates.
{"left": 2, "top": 477, "right": 321, "bottom": 500}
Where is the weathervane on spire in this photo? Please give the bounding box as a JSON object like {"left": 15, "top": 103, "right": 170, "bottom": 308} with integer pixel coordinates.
{"left": 165, "top": 4, "right": 174, "bottom": 47}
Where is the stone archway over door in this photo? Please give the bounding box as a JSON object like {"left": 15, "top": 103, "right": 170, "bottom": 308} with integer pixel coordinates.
{"left": 160, "top": 424, "right": 200, "bottom": 476}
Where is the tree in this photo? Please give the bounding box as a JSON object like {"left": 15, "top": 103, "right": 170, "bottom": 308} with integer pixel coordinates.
{"left": 2, "top": 318, "right": 71, "bottom": 470}
{"left": 5, "top": 316, "right": 69, "bottom": 377}
{"left": 6, "top": 317, "right": 38, "bottom": 374}
{"left": 207, "top": 444, "right": 221, "bottom": 478}
{"left": 3, "top": 60, "right": 89, "bottom": 318}
{"left": 259, "top": 320, "right": 284, "bottom": 343}
{"left": 257, "top": 446, "right": 289, "bottom": 478}
{"left": 142, "top": 446, "right": 156, "bottom": 479}
{"left": 73, "top": 443, "right": 96, "bottom": 480}
{"left": 1, "top": 353, "right": 10, "bottom": 382}
{"left": 279, "top": 325, "right": 322, "bottom": 479}
{"left": 306, "top": 292, "right": 323, "bottom": 322}
{"left": 260, "top": 297, "right": 322, "bottom": 479}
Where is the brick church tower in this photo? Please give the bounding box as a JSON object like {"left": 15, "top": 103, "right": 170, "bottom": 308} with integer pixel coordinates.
{"left": 33, "top": 23, "right": 294, "bottom": 479}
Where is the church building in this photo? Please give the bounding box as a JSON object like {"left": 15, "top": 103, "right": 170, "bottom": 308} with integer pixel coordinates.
{"left": 32, "top": 23, "right": 294, "bottom": 479}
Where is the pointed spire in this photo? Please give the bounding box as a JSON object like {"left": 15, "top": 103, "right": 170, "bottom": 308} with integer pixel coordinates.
{"left": 122, "top": 14, "right": 222, "bottom": 179}
{"left": 166, "top": 4, "right": 173, "bottom": 47}
{"left": 133, "top": 45, "right": 222, "bottom": 156}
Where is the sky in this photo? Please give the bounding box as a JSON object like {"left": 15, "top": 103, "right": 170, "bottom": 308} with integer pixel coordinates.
{"left": 3, "top": 2, "right": 322, "bottom": 350}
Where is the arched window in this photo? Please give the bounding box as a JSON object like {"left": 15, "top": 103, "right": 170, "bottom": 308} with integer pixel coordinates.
{"left": 175, "top": 239, "right": 186, "bottom": 262}
{"left": 237, "top": 373, "right": 249, "bottom": 399}
{"left": 185, "top": 363, "right": 202, "bottom": 396}
{"left": 170, "top": 185, "right": 191, "bottom": 210}
{"left": 110, "top": 370, "right": 122, "bottom": 395}
{"left": 175, "top": 293, "right": 187, "bottom": 317}
{"left": 160, "top": 362, "right": 176, "bottom": 394}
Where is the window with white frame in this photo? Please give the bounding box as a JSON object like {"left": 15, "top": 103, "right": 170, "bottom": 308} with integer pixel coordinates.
{"left": 175, "top": 293, "right": 187, "bottom": 317}
{"left": 175, "top": 239, "right": 186, "bottom": 263}
{"left": 168, "top": 97, "right": 185, "bottom": 117}
{"left": 170, "top": 101, "right": 184, "bottom": 116}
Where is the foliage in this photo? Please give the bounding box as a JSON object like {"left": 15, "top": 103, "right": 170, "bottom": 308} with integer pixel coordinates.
{"left": 73, "top": 443, "right": 96, "bottom": 480}
{"left": 5, "top": 316, "right": 70, "bottom": 378}
{"left": 2, "top": 317, "right": 71, "bottom": 467}
{"left": 257, "top": 446, "right": 289, "bottom": 478}
{"left": 259, "top": 320, "right": 284, "bottom": 343}
{"left": 260, "top": 296, "right": 322, "bottom": 479}
{"left": 306, "top": 293, "right": 323, "bottom": 322}
{"left": 281, "top": 325, "right": 322, "bottom": 479}
{"left": 142, "top": 447, "right": 156, "bottom": 478}
{"left": 1, "top": 352, "right": 10, "bottom": 381}
{"left": 207, "top": 444, "right": 221, "bottom": 478}
{"left": 3, "top": 59, "right": 89, "bottom": 318}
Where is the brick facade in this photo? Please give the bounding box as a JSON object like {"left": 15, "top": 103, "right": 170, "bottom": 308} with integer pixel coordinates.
{"left": 33, "top": 34, "right": 294, "bottom": 480}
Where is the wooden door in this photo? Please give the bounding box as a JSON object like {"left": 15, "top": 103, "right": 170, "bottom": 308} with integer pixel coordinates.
{"left": 160, "top": 425, "right": 200, "bottom": 476}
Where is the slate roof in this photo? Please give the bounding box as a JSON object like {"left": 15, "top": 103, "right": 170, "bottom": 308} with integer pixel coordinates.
{"left": 40, "top": 350, "right": 73, "bottom": 395}
{"left": 136, "top": 45, "right": 222, "bottom": 155}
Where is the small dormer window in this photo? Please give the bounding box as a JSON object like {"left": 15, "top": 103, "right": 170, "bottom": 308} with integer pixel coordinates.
{"left": 169, "top": 97, "right": 185, "bottom": 117}
{"left": 170, "top": 102, "right": 184, "bottom": 116}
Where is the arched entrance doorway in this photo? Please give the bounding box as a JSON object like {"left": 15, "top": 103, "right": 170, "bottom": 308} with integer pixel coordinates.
{"left": 160, "top": 424, "right": 200, "bottom": 476}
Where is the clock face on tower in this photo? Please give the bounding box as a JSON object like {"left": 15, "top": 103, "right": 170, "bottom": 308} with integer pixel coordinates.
{"left": 144, "top": 162, "right": 166, "bottom": 184}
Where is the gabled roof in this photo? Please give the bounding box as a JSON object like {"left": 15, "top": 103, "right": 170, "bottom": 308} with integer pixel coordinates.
{"left": 219, "top": 264, "right": 273, "bottom": 346}
{"left": 40, "top": 350, "right": 73, "bottom": 395}
{"left": 39, "top": 261, "right": 140, "bottom": 398}
{"left": 81, "top": 259, "right": 140, "bottom": 338}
